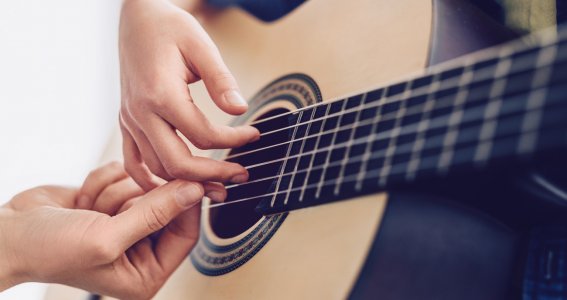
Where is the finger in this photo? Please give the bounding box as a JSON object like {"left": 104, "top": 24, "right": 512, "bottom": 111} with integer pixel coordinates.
{"left": 109, "top": 180, "right": 204, "bottom": 251}
{"left": 154, "top": 200, "right": 200, "bottom": 275}
{"left": 77, "top": 161, "right": 128, "bottom": 209}
{"left": 121, "top": 111, "right": 173, "bottom": 181}
{"left": 180, "top": 22, "right": 248, "bottom": 115}
{"left": 120, "top": 118, "right": 162, "bottom": 191}
{"left": 141, "top": 114, "right": 251, "bottom": 183}
{"left": 116, "top": 197, "right": 138, "bottom": 214}
{"left": 152, "top": 182, "right": 225, "bottom": 274}
{"left": 203, "top": 182, "right": 227, "bottom": 203}
{"left": 92, "top": 177, "right": 145, "bottom": 215}
{"left": 153, "top": 91, "right": 259, "bottom": 150}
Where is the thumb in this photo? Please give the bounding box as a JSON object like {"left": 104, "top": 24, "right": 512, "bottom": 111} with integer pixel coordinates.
{"left": 109, "top": 180, "right": 204, "bottom": 250}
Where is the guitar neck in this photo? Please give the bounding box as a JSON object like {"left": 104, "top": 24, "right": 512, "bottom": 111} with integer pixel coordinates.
{"left": 230, "top": 28, "right": 567, "bottom": 215}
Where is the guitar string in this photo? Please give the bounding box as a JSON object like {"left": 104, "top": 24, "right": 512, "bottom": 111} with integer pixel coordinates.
{"left": 203, "top": 123, "right": 564, "bottom": 210}
{"left": 223, "top": 84, "right": 559, "bottom": 191}
{"left": 211, "top": 96, "right": 564, "bottom": 210}
{"left": 225, "top": 48, "right": 564, "bottom": 161}
{"left": 228, "top": 64, "right": 561, "bottom": 174}
{"left": 202, "top": 53, "right": 566, "bottom": 210}
{"left": 199, "top": 34, "right": 565, "bottom": 209}
{"left": 244, "top": 31, "right": 561, "bottom": 129}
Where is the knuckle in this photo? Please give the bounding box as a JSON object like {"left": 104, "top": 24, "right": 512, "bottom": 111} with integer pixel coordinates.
{"left": 137, "top": 85, "right": 171, "bottom": 112}
{"left": 210, "top": 70, "right": 234, "bottom": 83}
{"left": 123, "top": 161, "right": 137, "bottom": 177}
{"left": 144, "top": 204, "right": 170, "bottom": 232}
{"left": 165, "top": 164, "right": 188, "bottom": 179}
{"left": 99, "top": 185, "right": 118, "bottom": 204}
{"left": 191, "top": 136, "right": 214, "bottom": 150}
{"left": 89, "top": 238, "right": 120, "bottom": 262}
{"left": 106, "top": 161, "right": 124, "bottom": 173}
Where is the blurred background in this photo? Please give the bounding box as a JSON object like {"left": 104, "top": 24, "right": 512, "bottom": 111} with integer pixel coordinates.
{"left": 0, "top": 0, "right": 122, "bottom": 298}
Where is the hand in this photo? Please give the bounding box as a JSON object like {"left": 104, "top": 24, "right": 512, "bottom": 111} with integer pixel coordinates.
{"left": 119, "top": 0, "right": 260, "bottom": 191}
{"left": 0, "top": 162, "right": 223, "bottom": 299}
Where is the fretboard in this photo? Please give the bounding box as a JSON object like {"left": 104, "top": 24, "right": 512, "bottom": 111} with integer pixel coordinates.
{"left": 227, "top": 28, "right": 567, "bottom": 215}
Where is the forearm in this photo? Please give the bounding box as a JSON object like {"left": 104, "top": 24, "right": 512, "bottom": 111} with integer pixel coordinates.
{"left": 168, "top": 0, "right": 205, "bottom": 12}
{"left": 122, "top": 0, "right": 205, "bottom": 13}
{"left": 0, "top": 208, "right": 25, "bottom": 291}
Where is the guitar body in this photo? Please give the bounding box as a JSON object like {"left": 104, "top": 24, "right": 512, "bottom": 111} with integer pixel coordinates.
{"left": 46, "top": 0, "right": 550, "bottom": 299}
{"left": 175, "top": 1, "right": 430, "bottom": 298}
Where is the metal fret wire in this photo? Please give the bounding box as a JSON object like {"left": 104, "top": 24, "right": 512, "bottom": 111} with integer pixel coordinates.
{"left": 235, "top": 57, "right": 561, "bottom": 174}
{"left": 517, "top": 45, "right": 557, "bottom": 154}
{"left": 269, "top": 110, "right": 303, "bottom": 207}
{"left": 283, "top": 108, "right": 315, "bottom": 205}
{"left": 298, "top": 103, "right": 332, "bottom": 202}
{"left": 226, "top": 43, "right": 564, "bottom": 162}
{"left": 221, "top": 83, "right": 564, "bottom": 198}
{"left": 315, "top": 99, "right": 348, "bottom": 198}
{"left": 334, "top": 93, "right": 367, "bottom": 195}
{"left": 355, "top": 90, "right": 386, "bottom": 191}
{"left": 379, "top": 80, "right": 418, "bottom": 186}
{"left": 403, "top": 74, "right": 440, "bottom": 182}
{"left": 437, "top": 65, "right": 474, "bottom": 173}
{"left": 472, "top": 48, "right": 513, "bottom": 164}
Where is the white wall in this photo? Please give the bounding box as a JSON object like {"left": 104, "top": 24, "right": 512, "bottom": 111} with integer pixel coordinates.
{"left": 0, "top": 0, "right": 121, "bottom": 299}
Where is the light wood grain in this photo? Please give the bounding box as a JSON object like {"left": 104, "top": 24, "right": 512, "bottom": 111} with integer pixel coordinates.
{"left": 46, "top": 0, "right": 432, "bottom": 298}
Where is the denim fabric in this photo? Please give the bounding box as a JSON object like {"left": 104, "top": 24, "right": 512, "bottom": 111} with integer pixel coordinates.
{"left": 524, "top": 227, "right": 567, "bottom": 300}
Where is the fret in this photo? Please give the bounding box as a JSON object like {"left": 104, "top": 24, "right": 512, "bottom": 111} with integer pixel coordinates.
{"left": 315, "top": 99, "right": 349, "bottom": 198}
{"left": 404, "top": 74, "right": 441, "bottom": 181}
{"left": 518, "top": 89, "right": 547, "bottom": 154}
{"left": 533, "top": 45, "right": 557, "bottom": 86}
{"left": 355, "top": 89, "right": 386, "bottom": 191}
{"left": 473, "top": 99, "right": 503, "bottom": 163}
{"left": 515, "top": 44, "right": 556, "bottom": 156}
{"left": 334, "top": 94, "right": 366, "bottom": 195}
{"left": 283, "top": 107, "right": 316, "bottom": 205}
{"left": 269, "top": 110, "right": 303, "bottom": 208}
{"left": 437, "top": 65, "right": 474, "bottom": 173}
{"left": 299, "top": 103, "right": 332, "bottom": 202}
{"left": 377, "top": 81, "right": 413, "bottom": 187}
{"left": 473, "top": 49, "right": 513, "bottom": 164}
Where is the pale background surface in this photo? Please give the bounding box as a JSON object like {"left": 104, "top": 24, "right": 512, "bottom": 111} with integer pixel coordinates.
{"left": 0, "top": 0, "right": 121, "bottom": 299}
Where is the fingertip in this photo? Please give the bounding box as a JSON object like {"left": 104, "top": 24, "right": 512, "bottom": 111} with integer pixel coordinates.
{"left": 175, "top": 182, "right": 204, "bottom": 208}
{"left": 204, "top": 182, "right": 227, "bottom": 202}
{"left": 221, "top": 90, "right": 248, "bottom": 115}
{"left": 238, "top": 125, "right": 261, "bottom": 142}
{"left": 229, "top": 172, "right": 249, "bottom": 184}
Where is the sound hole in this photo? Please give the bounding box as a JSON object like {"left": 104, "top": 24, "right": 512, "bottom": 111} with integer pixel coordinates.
{"left": 209, "top": 108, "right": 292, "bottom": 238}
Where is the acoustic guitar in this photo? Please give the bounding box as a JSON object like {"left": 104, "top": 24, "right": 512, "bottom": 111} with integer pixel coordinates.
{"left": 46, "top": 0, "right": 567, "bottom": 299}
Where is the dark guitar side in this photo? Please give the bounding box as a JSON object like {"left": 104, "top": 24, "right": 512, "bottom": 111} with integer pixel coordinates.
{"left": 351, "top": 1, "right": 528, "bottom": 299}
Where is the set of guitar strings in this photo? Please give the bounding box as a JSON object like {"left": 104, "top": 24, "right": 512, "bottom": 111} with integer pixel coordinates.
{"left": 203, "top": 28, "right": 567, "bottom": 210}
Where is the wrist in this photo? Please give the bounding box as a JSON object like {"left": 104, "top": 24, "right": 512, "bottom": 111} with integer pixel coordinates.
{"left": 0, "top": 208, "right": 27, "bottom": 291}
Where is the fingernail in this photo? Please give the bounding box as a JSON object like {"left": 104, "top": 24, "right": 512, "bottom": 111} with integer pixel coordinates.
{"left": 224, "top": 90, "right": 248, "bottom": 107}
{"left": 230, "top": 173, "right": 248, "bottom": 184}
{"left": 176, "top": 184, "right": 203, "bottom": 208}
{"left": 244, "top": 126, "right": 261, "bottom": 141}
{"left": 206, "top": 190, "right": 224, "bottom": 202}
{"left": 77, "top": 195, "right": 90, "bottom": 208}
